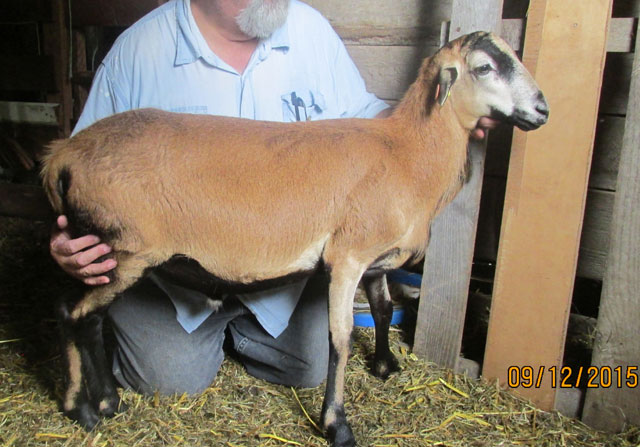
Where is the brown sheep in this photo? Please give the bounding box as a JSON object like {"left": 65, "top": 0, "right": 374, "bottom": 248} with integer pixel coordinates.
{"left": 41, "top": 31, "right": 548, "bottom": 447}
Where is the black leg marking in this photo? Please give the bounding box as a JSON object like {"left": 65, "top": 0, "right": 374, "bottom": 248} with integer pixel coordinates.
{"left": 318, "top": 260, "right": 363, "bottom": 446}
{"left": 58, "top": 299, "right": 100, "bottom": 429}
{"left": 362, "top": 275, "right": 400, "bottom": 380}
{"left": 322, "top": 335, "right": 355, "bottom": 447}
{"left": 58, "top": 297, "right": 123, "bottom": 430}
{"left": 77, "top": 311, "right": 124, "bottom": 417}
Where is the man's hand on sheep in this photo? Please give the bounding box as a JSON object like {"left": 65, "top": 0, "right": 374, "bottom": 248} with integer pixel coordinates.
{"left": 472, "top": 116, "right": 501, "bottom": 140}
{"left": 50, "top": 215, "right": 117, "bottom": 285}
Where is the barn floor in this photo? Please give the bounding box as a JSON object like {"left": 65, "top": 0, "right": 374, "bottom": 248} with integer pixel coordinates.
{"left": 0, "top": 216, "right": 637, "bottom": 447}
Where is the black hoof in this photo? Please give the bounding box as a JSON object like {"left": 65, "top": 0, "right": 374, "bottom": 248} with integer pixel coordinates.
{"left": 327, "top": 422, "right": 356, "bottom": 447}
{"left": 373, "top": 353, "right": 400, "bottom": 380}
{"left": 66, "top": 402, "right": 100, "bottom": 431}
{"left": 98, "top": 395, "right": 127, "bottom": 418}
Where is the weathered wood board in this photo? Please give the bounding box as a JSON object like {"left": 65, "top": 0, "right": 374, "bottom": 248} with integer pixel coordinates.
{"left": 305, "top": 0, "right": 451, "bottom": 44}
{"left": 345, "top": 46, "right": 437, "bottom": 101}
{"left": 578, "top": 190, "right": 615, "bottom": 280}
{"left": 482, "top": 0, "right": 613, "bottom": 410}
{"left": 582, "top": 20, "right": 640, "bottom": 432}
{"left": 412, "top": 0, "right": 503, "bottom": 369}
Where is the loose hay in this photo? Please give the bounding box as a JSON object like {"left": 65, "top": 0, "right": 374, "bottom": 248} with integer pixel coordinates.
{"left": 1, "top": 216, "right": 638, "bottom": 446}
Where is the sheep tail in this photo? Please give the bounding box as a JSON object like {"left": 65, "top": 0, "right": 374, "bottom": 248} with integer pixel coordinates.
{"left": 40, "top": 139, "right": 71, "bottom": 215}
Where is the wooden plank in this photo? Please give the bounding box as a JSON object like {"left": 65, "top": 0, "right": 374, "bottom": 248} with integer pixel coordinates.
{"left": 72, "top": 30, "right": 90, "bottom": 121}
{"left": 591, "top": 116, "right": 624, "bottom": 191}
{"left": 582, "top": 21, "right": 640, "bottom": 432}
{"left": 328, "top": 16, "right": 635, "bottom": 49}
{"left": 499, "top": 17, "right": 635, "bottom": 53}
{"left": 577, "top": 189, "right": 614, "bottom": 280}
{"left": 0, "top": 183, "right": 52, "bottom": 221}
{"left": 335, "top": 26, "right": 441, "bottom": 46}
{"left": 501, "top": 19, "right": 525, "bottom": 51}
{"left": 606, "top": 17, "right": 637, "bottom": 52}
{"left": 600, "top": 53, "right": 634, "bottom": 114}
{"left": 305, "top": 0, "right": 451, "bottom": 37}
{"left": 346, "top": 45, "right": 437, "bottom": 101}
{"left": 482, "top": 0, "right": 612, "bottom": 411}
{"left": 43, "top": 0, "right": 72, "bottom": 137}
{"left": 412, "top": 0, "right": 503, "bottom": 369}
{"left": 306, "top": 0, "right": 450, "bottom": 47}
{"left": 447, "top": 3, "right": 503, "bottom": 39}
{"left": 0, "top": 101, "right": 59, "bottom": 126}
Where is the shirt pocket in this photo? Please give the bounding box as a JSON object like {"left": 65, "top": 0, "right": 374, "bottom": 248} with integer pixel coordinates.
{"left": 281, "top": 89, "right": 327, "bottom": 122}
{"left": 169, "top": 105, "right": 208, "bottom": 114}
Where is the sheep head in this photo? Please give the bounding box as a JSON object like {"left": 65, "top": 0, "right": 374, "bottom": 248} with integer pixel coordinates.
{"left": 436, "top": 31, "right": 549, "bottom": 136}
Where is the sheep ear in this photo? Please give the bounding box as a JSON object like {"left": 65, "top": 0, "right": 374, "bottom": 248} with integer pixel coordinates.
{"left": 436, "top": 66, "right": 458, "bottom": 106}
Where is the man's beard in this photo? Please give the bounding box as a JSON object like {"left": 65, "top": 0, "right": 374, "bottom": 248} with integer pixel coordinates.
{"left": 236, "top": 0, "right": 290, "bottom": 39}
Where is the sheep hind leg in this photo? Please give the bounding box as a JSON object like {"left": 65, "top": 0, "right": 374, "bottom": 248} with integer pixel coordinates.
{"left": 58, "top": 300, "right": 122, "bottom": 428}
{"left": 59, "top": 254, "right": 151, "bottom": 429}
{"left": 361, "top": 274, "right": 400, "bottom": 380}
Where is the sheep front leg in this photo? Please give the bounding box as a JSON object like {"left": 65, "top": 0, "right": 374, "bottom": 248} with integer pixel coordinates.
{"left": 321, "top": 264, "right": 363, "bottom": 447}
{"left": 361, "top": 274, "right": 400, "bottom": 379}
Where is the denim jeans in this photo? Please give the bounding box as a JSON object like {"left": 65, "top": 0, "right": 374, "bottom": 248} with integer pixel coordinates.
{"left": 108, "top": 275, "right": 329, "bottom": 395}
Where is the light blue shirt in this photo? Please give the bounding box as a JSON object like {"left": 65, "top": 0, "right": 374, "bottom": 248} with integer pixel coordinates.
{"left": 73, "top": 0, "right": 389, "bottom": 337}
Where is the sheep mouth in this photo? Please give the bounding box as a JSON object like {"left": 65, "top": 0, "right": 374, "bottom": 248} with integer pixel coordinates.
{"left": 509, "top": 107, "right": 549, "bottom": 131}
{"left": 511, "top": 115, "right": 544, "bottom": 131}
{"left": 489, "top": 108, "right": 546, "bottom": 132}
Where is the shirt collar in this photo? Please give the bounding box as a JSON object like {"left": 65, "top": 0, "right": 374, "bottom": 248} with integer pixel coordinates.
{"left": 175, "top": 0, "right": 201, "bottom": 65}
{"left": 175, "top": 0, "right": 290, "bottom": 67}
{"left": 266, "top": 19, "right": 290, "bottom": 51}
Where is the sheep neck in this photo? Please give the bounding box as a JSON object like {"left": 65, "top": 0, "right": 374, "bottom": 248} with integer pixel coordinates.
{"left": 391, "top": 59, "right": 471, "bottom": 218}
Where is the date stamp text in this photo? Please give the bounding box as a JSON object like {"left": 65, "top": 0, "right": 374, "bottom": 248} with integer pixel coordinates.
{"left": 507, "top": 366, "right": 638, "bottom": 389}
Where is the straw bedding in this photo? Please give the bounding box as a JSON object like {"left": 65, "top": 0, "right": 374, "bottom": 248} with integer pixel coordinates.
{"left": 1, "top": 216, "right": 637, "bottom": 446}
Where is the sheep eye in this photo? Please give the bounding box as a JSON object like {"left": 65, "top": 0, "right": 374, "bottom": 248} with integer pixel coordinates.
{"left": 474, "top": 64, "right": 493, "bottom": 76}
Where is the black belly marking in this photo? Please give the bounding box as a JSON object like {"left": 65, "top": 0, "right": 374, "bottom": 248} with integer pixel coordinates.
{"left": 364, "top": 248, "right": 403, "bottom": 276}
{"left": 152, "top": 255, "right": 318, "bottom": 296}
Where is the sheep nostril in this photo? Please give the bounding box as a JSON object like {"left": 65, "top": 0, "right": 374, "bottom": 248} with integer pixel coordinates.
{"left": 535, "top": 92, "right": 549, "bottom": 118}
{"left": 536, "top": 103, "right": 549, "bottom": 118}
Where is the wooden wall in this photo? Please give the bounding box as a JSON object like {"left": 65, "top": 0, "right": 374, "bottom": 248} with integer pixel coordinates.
{"left": 307, "top": 0, "right": 635, "bottom": 286}
{"left": 300, "top": 0, "right": 451, "bottom": 103}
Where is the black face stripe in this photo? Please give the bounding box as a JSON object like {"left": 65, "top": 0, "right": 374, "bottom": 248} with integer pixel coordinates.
{"left": 467, "top": 34, "right": 516, "bottom": 80}
{"left": 461, "top": 31, "right": 487, "bottom": 48}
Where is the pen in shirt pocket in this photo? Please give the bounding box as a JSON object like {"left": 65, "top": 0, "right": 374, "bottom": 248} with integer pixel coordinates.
{"left": 290, "top": 92, "right": 308, "bottom": 121}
